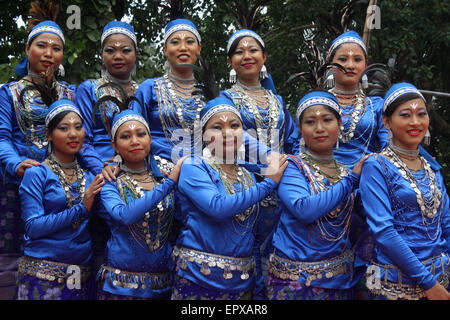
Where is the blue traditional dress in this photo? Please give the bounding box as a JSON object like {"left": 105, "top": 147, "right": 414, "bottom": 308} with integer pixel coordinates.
{"left": 16, "top": 100, "right": 96, "bottom": 300}
{"left": 171, "top": 97, "right": 278, "bottom": 300}
{"left": 95, "top": 110, "right": 176, "bottom": 300}
{"left": 221, "top": 30, "right": 297, "bottom": 290}
{"left": 359, "top": 83, "right": 450, "bottom": 300}
{"left": 0, "top": 21, "right": 75, "bottom": 299}
{"left": 131, "top": 19, "right": 203, "bottom": 173}
{"left": 268, "top": 91, "right": 359, "bottom": 300}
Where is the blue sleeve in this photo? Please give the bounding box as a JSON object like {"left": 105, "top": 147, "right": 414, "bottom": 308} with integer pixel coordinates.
{"left": 177, "top": 159, "right": 277, "bottom": 220}
{"left": 278, "top": 94, "right": 296, "bottom": 154}
{"left": 372, "top": 96, "right": 388, "bottom": 150}
{"left": 131, "top": 79, "right": 154, "bottom": 124}
{"left": 19, "top": 166, "right": 89, "bottom": 240}
{"left": 75, "top": 81, "right": 104, "bottom": 174}
{"left": 100, "top": 177, "right": 176, "bottom": 226}
{"left": 278, "top": 159, "right": 359, "bottom": 224}
{"left": 439, "top": 178, "right": 450, "bottom": 255}
{"left": 359, "top": 156, "right": 437, "bottom": 290}
{"left": 0, "top": 84, "right": 27, "bottom": 177}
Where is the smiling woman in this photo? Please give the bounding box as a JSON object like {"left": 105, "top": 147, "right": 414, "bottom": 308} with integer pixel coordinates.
{"left": 0, "top": 17, "right": 78, "bottom": 299}
{"left": 16, "top": 100, "right": 105, "bottom": 300}
{"left": 359, "top": 82, "right": 450, "bottom": 300}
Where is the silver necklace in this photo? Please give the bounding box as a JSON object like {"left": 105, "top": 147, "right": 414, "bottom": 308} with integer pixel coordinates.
{"left": 235, "top": 79, "right": 263, "bottom": 91}
{"left": 119, "top": 163, "right": 148, "bottom": 174}
{"left": 389, "top": 143, "right": 419, "bottom": 159}
{"left": 304, "top": 150, "right": 335, "bottom": 164}
{"left": 50, "top": 153, "right": 77, "bottom": 169}
{"left": 383, "top": 146, "right": 441, "bottom": 219}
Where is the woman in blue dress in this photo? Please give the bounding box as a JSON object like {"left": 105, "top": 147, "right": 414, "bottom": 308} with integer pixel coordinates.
{"left": 16, "top": 100, "right": 105, "bottom": 300}
{"left": 267, "top": 90, "right": 370, "bottom": 300}
{"left": 221, "top": 29, "right": 297, "bottom": 288}
{"left": 171, "top": 96, "right": 288, "bottom": 300}
{"left": 131, "top": 19, "right": 204, "bottom": 173}
{"left": 0, "top": 19, "right": 76, "bottom": 299}
{"left": 326, "top": 30, "right": 388, "bottom": 168}
{"left": 76, "top": 21, "right": 140, "bottom": 177}
{"left": 96, "top": 109, "right": 185, "bottom": 300}
{"left": 359, "top": 82, "right": 450, "bottom": 300}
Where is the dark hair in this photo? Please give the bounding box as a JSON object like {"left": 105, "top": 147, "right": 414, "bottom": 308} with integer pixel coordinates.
{"left": 383, "top": 92, "right": 426, "bottom": 117}
{"left": 227, "top": 36, "right": 265, "bottom": 58}
{"left": 47, "top": 110, "right": 83, "bottom": 134}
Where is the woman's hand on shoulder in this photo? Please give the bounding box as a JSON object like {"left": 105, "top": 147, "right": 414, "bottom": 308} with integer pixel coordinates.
{"left": 352, "top": 153, "right": 375, "bottom": 176}
{"left": 263, "top": 153, "right": 289, "bottom": 184}
{"left": 168, "top": 156, "right": 188, "bottom": 183}
{"left": 83, "top": 173, "right": 105, "bottom": 212}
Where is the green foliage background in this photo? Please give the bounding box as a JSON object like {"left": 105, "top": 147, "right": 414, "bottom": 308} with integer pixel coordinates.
{"left": 0, "top": 0, "right": 448, "bottom": 190}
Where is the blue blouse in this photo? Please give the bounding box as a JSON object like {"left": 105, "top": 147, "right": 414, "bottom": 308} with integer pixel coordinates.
{"left": 18, "top": 164, "right": 95, "bottom": 266}
{"left": 0, "top": 80, "right": 75, "bottom": 184}
{"left": 76, "top": 78, "right": 139, "bottom": 175}
{"left": 360, "top": 153, "right": 450, "bottom": 290}
{"left": 98, "top": 174, "right": 175, "bottom": 298}
{"left": 174, "top": 156, "right": 278, "bottom": 294}
{"left": 272, "top": 156, "right": 360, "bottom": 289}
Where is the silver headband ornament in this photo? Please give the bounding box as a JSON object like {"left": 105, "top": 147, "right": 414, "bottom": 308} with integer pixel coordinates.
{"left": 45, "top": 105, "right": 81, "bottom": 127}
{"left": 296, "top": 97, "right": 341, "bottom": 121}
{"left": 111, "top": 114, "right": 150, "bottom": 140}
{"left": 163, "top": 24, "right": 201, "bottom": 44}
{"left": 201, "top": 105, "right": 242, "bottom": 128}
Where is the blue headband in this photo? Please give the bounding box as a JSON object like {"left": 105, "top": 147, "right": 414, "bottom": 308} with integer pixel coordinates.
{"left": 200, "top": 97, "right": 242, "bottom": 128}
{"left": 226, "top": 29, "right": 265, "bottom": 54}
{"left": 111, "top": 109, "right": 150, "bottom": 140}
{"left": 327, "top": 30, "right": 367, "bottom": 61}
{"left": 101, "top": 21, "right": 137, "bottom": 47}
{"left": 45, "top": 100, "right": 81, "bottom": 127}
{"left": 296, "top": 91, "right": 341, "bottom": 121}
{"left": 163, "top": 19, "right": 201, "bottom": 44}
{"left": 383, "top": 82, "right": 425, "bottom": 113}
{"left": 16, "top": 21, "right": 65, "bottom": 77}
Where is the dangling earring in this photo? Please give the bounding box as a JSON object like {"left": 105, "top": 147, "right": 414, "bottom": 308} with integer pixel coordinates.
{"left": 361, "top": 74, "right": 369, "bottom": 89}
{"left": 423, "top": 129, "right": 431, "bottom": 146}
{"left": 131, "top": 64, "right": 137, "bottom": 77}
{"left": 387, "top": 129, "right": 393, "bottom": 145}
{"left": 113, "top": 154, "right": 123, "bottom": 166}
{"left": 335, "top": 138, "right": 340, "bottom": 150}
{"left": 164, "top": 60, "right": 171, "bottom": 73}
{"left": 202, "top": 146, "right": 212, "bottom": 159}
{"left": 326, "top": 73, "right": 335, "bottom": 89}
{"left": 259, "top": 65, "right": 268, "bottom": 80}
{"left": 229, "top": 68, "right": 237, "bottom": 83}
{"left": 237, "top": 144, "right": 245, "bottom": 162}
{"left": 58, "top": 64, "right": 65, "bottom": 77}
{"left": 299, "top": 137, "right": 306, "bottom": 153}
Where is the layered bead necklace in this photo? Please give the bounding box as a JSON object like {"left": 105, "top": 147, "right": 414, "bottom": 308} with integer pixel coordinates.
{"left": 298, "top": 152, "right": 353, "bottom": 242}
{"left": 382, "top": 145, "right": 442, "bottom": 219}
{"left": 329, "top": 87, "right": 366, "bottom": 143}
{"left": 117, "top": 166, "right": 172, "bottom": 252}
{"left": 205, "top": 156, "right": 258, "bottom": 234}
{"left": 156, "top": 71, "right": 204, "bottom": 140}
{"left": 230, "top": 80, "right": 283, "bottom": 148}
{"left": 46, "top": 153, "right": 86, "bottom": 229}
